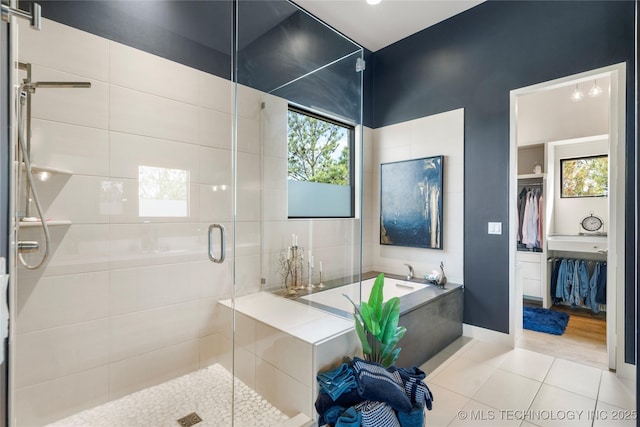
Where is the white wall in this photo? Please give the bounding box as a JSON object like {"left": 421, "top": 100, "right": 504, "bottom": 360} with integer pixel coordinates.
{"left": 552, "top": 139, "right": 609, "bottom": 235}
{"left": 371, "top": 109, "right": 464, "bottom": 284}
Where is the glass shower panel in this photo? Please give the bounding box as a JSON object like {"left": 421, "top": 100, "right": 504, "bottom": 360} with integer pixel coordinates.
{"left": 9, "top": 1, "right": 239, "bottom": 425}
{"left": 235, "top": 0, "right": 363, "bottom": 421}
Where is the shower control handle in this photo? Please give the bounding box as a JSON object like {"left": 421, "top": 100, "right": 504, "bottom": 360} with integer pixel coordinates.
{"left": 208, "top": 224, "right": 225, "bottom": 264}
{"left": 17, "top": 241, "right": 39, "bottom": 254}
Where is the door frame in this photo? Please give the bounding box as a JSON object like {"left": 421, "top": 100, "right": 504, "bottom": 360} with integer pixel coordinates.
{"left": 508, "top": 62, "right": 630, "bottom": 377}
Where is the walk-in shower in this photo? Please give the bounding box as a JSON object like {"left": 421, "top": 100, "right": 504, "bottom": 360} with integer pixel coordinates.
{"left": 15, "top": 61, "right": 90, "bottom": 269}
{"left": 7, "top": 1, "right": 363, "bottom": 425}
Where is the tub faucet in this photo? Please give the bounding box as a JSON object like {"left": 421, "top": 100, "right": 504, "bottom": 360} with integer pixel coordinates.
{"left": 404, "top": 263, "right": 414, "bottom": 281}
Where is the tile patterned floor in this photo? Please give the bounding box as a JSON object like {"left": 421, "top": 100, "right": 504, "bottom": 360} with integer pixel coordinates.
{"left": 422, "top": 338, "right": 636, "bottom": 427}
{"left": 43, "top": 338, "right": 635, "bottom": 427}
{"left": 47, "top": 364, "right": 289, "bottom": 427}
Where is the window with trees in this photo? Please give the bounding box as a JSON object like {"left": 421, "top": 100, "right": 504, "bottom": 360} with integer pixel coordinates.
{"left": 560, "top": 155, "right": 608, "bottom": 198}
{"left": 287, "top": 106, "right": 354, "bottom": 218}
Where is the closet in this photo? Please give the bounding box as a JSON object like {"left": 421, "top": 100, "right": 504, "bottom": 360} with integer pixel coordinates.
{"left": 512, "top": 66, "right": 627, "bottom": 372}
{"left": 516, "top": 144, "right": 547, "bottom": 304}
{"left": 517, "top": 136, "right": 609, "bottom": 310}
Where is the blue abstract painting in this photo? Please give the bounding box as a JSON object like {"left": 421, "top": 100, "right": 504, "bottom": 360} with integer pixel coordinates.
{"left": 380, "top": 156, "right": 444, "bottom": 249}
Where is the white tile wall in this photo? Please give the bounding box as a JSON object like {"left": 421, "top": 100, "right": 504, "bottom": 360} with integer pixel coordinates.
{"left": 17, "top": 272, "right": 109, "bottom": 333}
{"left": 109, "top": 132, "right": 201, "bottom": 181}
{"left": 110, "top": 85, "right": 199, "bottom": 143}
{"left": 372, "top": 108, "right": 465, "bottom": 284}
{"left": 109, "top": 43, "right": 200, "bottom": 105}
{"left": 27, "top": 65, "right": 109, "bottom": 129}
{"left": 15, "top": 319, "right": 109, "bottom": 389}
{"left": 14, "top": 366, "right": 109, "bottom": 427}
{"left": 108, "top": 340, "right": 200, "bottom": 400}
{"left": 18, "top": 19, "right": 109, "bottom": 82}
{"left": 29, "top": 119, "right": 109, "bottom": 176}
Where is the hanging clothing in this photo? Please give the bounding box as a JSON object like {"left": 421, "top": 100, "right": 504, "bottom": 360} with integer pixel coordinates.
{"left": 551, "top": 258, "right": 606, "bottom": 312}
{"left": 596, "top": 262, "right": 607, "bottom": 304}
{"left": 517, "top": 186, "right": 542, "bottom": 250}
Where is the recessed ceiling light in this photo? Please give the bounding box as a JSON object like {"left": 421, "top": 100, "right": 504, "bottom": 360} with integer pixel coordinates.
{"left": 367, "top": 0, "right": 382, "bottom": 5}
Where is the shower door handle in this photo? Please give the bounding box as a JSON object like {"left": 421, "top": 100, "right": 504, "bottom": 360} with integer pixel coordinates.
{"left": 208, "top": 224, "right": 225, "bottom": 263}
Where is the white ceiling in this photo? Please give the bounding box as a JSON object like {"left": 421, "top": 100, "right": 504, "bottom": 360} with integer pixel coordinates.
{"left": 293, "top": 0, "right": 484, "bottom": 52}
{"left": 517, "top": 77, "right": 610, "bottom": 146}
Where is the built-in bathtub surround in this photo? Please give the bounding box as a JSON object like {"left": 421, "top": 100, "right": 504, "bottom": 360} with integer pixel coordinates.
{"left": 372, "top": 109, "right": 464, "bottom": 285}
{"left": 12, "top": 18, "right": 368, "bottom": 425}
{"left": 299, "top": 274, "right": 464, "bottom": 368}
{"left": 217, "top": 293, "right": 360, "bottom": 418}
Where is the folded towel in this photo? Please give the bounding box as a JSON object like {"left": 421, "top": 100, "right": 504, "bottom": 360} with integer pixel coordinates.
{"left": 315, "top": 388, "right": 363, "bottom": 420}
{"left": 317, "top": 363, "right": 358, "bottom": 400}
{"left": 397, "top": 407, "right": 424, "bottom": 427}
{"left": 318, "top": 405, "right": 346, "bottom": 426}
{"left": 359, "top": 401, "right": 400, "bottom": 427}
{"left": 396, "top": 365, "right": 433, "bottom": 410}
{"left": 397, "top": 366, "right": 426, "bottom": 381}
{"left": 403, "top": 378, "right": 434, "bottom": 410}
{"left": 352, "top": 358, "right": 412, "bottom": 413}
{"left": 336, "top": 406, "right": 362, "bottom": 427}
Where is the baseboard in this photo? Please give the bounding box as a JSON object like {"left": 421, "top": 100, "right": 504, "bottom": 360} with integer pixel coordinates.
{"left": 462, "top": 323, "right": 513, "bottom": 347}
{"left": 614, "top": 361, "right": 636, "bottom": 380}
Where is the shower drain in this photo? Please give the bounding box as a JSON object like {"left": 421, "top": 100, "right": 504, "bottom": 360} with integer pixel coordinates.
{"left": 177, "top": 412, "right": 203, "bottom": 427}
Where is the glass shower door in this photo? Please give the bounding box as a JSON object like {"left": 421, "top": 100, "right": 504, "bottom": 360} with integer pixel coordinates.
{"left": 7, "top": 2, "right": 240, "bottom": 425}
{"left": 6, "top": 0, "right": 363, "bottom": 425}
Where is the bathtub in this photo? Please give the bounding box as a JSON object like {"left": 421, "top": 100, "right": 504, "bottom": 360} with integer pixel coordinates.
{"left": 299, "top": 276, "right": 437, "bottom": 316}
{"left": 297, "top": 273, "right": 464, "bottom": 368}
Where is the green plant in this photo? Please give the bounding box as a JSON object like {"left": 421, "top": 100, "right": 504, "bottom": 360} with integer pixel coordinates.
{"left": 345, "top": 273, "right": 407, "bottom": 367}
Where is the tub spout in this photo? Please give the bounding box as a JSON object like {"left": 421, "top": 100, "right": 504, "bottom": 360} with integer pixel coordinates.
{"left": 404, "top": 263, "right": 414, "bottom": 281}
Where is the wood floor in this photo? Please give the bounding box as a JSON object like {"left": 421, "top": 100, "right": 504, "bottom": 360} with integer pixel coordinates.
{"left": 517, "top": 302, "right": 608, "bottom": 370}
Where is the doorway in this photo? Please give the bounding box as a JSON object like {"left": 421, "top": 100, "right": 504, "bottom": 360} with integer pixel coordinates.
{"left": 509, "top": 63, "right": 626, "bottom": 373}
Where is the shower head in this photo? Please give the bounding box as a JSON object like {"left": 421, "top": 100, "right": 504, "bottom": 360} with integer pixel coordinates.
{"left": 32, "top": 81, "right": 91, "bottom": 89}
{"left": 21, "top": 81, "right": 92, "bottom": 94}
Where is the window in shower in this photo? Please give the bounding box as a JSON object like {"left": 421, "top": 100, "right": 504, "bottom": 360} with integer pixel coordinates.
{"left": 287, "top": 106, "right": 354, "bottom": 218}
{"left": 138, "top": 166, "right": 190, "bottom": 217}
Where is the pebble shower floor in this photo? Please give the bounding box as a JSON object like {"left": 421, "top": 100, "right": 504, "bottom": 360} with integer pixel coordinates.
{"left": 47, "top": 364, "right": 290, "bottom": 427}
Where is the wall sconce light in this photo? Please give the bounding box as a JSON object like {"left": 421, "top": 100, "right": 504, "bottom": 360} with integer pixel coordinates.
{"left": 366, "top": 0, "right": 381, "bottom": 4}
{"left": 570, "top": 84, "right": 584, "bottom": 102}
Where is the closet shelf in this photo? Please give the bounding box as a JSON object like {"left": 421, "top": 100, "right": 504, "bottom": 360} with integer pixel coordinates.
{"left": 547, "top": 234, "right": 607, "bottom": 253}
{"left": 517, "top": 173, "right": 546, "bottom": 179}
{"left": 19, "top": 220, "right": 72, "bottom": 228}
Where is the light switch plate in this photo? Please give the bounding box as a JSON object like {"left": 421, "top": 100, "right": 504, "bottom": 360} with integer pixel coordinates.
{"left": 488, "top": 222, "right": 502, "bottom": 235}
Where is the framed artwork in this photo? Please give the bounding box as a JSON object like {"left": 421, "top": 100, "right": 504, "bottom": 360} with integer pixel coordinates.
{"left": 380, "top": 155, "right": 444, "bottom": 249}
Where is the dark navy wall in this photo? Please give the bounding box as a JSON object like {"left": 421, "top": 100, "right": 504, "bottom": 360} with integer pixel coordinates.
{"left": 372, "top": 0, "right": 636, "bottom": 362}
{"left": 22, "top": 0, "right": 233, "bottom": 79}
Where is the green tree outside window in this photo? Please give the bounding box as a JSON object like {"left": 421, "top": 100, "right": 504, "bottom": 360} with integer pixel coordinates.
{"left": 287, "top": 109, "right": 350, "bottom": 185}
{"left": 561, "top": 155, "right": 608, "bottom": 198}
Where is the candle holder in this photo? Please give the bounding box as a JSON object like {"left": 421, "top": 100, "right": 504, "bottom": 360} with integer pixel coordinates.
{"left": 317, "top": 271, "right": 325, "bottom": 288}
{"left": 278, "top": 246, "right": 305, "bottom": 295}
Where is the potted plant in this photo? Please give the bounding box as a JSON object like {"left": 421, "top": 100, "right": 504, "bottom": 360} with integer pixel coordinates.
{"left": 346, "top": 273, "right": 406, "bottom": 367}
